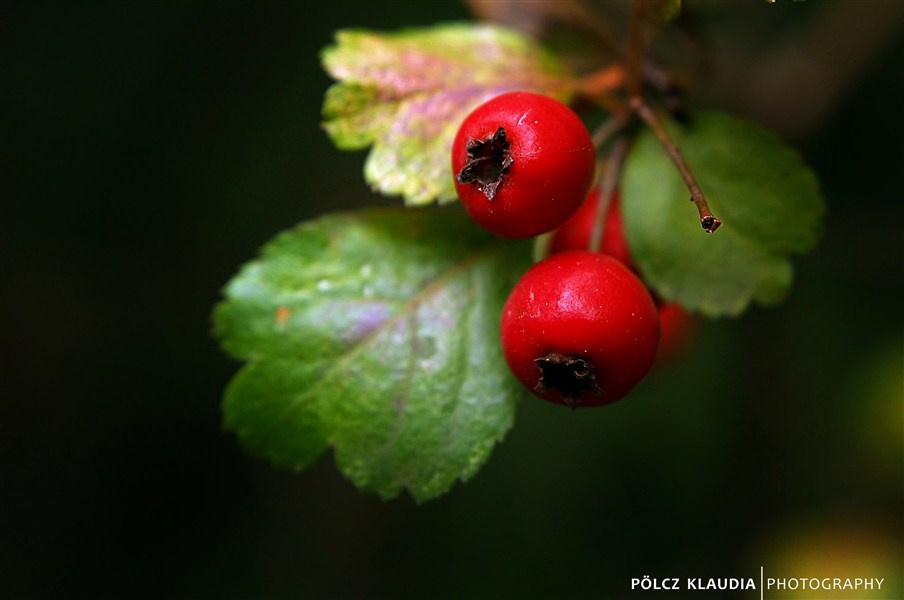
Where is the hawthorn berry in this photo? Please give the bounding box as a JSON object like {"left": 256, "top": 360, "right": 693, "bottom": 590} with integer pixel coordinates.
{"left": 451, "top": 91, "right": 596, "bottom": 239}
{"left": 546, "top": 189, "right": 698, "bottom": 363}
{"left": 500, "top": 251, "right": 660, "bottom": 408}
{"left": 547, "top": 187, "right": 634, "bottom": 268}
{"left": 656, "top": 302, "right": 697, "bottom": 363}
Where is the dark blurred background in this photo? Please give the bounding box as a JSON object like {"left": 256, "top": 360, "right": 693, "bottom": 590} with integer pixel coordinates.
{"left": 2, "top": 1, "right": 902, "bottom": 598}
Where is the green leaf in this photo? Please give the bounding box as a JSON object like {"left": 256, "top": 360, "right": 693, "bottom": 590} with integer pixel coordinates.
{"left": 622, "top": 111, "right": 825, "bottom": 317}
{"left": 321, "top": 23, "right": 575, "bottom": 205}
{"left": 213, "top": 208, "right": 531, "bottom": 502}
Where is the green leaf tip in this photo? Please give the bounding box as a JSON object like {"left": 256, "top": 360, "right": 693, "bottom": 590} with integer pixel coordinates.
{"left": 213, "top": 208, "right": 532, "bottom": 502}
{"left": 622, "top": 111, "right": 825, "bottom": 318}
{"left": 320, "top": 23, "right": 575, "bottom": 206}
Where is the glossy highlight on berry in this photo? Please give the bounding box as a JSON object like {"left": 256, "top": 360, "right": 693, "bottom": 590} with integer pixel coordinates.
{"left": 500, "top": 251, "right": 660, "bottom": 408}
{"left": 451, "top": 91, "right": 596, "bottom": 239}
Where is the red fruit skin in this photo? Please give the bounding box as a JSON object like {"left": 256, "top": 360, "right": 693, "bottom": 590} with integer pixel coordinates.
{"left": 548, "top": 188, "right": 635, "bottom": 269}
{"left": 547, "top": 189, "right": 699, "bottom": 363}
{"left": 656, "top": 302, "right": 697, "bottom": 363}
{"left": 500, "top": 251, "right": 660, "bottom": 408}
{"left": 451, "top": 91, "right": 596, "bottom": 239}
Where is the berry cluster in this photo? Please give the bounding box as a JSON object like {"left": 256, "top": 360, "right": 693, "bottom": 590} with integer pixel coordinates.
{"left": 452, "top": 92, "right": 693, "bottom": 409}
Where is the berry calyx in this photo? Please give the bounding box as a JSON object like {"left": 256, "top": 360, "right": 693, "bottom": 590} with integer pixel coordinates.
{"left": 455, "top": 126, "right": 512, "bottom": 200}
{"left": 500, "top": 251, "right": 660, "bottom": 408}
{"left": 451, "top": 91, "right": 596, "bottom": 239}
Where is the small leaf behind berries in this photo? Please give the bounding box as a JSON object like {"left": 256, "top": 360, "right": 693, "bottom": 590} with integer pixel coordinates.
{"left": 213, "top": 208, "right": 531, "bottom": 502}
{"left": 321, "top": 23, "right": 574, "bottom": 205}
{"left": 622, "top": 111, "right": 825, "bottom": 317}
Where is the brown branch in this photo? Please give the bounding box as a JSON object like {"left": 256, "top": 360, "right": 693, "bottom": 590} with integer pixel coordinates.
{"left": 630, "top": 96, "right": 721, "bottom": 233}
{"left": 577, "top": 63, "right": 625, "bottom": 98}
{"left": 590, "top": 135, "right": 632, "bottom": 253}
{"left": 590, "top": 113, "right": 629, "bottom": 149}
{"left": 464, "top": 0, "right": 623, "bottom": 59}
{"left": 625, "top": 0, "right": 650, "bottom": 99}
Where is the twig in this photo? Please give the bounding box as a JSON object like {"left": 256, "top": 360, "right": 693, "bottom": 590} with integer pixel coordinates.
{"left": 590, "top": 114, "right": 629, "bottom": 150}
{"left": 579, "top": 0, "right": 721, "bottom": 234}
{"left": 590, "top": 135, "right": 632, "bottom": 253}
{"left": 625, "top": 0, "right": 649, "bottom": 99}
{"left": 576, "top": 73, "right": 628, "bottom": 117}
{"left": 630, "top": 96, "right": 721, "bottom": 233}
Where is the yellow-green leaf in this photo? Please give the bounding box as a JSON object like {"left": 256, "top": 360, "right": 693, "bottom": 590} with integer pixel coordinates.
{"left": 321, "top": 24, "right": 575, "bottom": 205}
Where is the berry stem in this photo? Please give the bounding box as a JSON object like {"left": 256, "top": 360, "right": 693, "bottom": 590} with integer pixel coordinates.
{"left": 578, "top": 0, "right": 721, "bottom": 234}
{"left": 577, "top": 72, "right": 627, "bottom": 116}
{"left": 626, "top": 0, "right": 650, "bottom": 99}
{"left": 630, "top": 96, "right": 722, "bottom": 233}
{"left": 590, "top": 134, "right": 631, "bottom": 253}
{"left": 578, "top": 63, "right": 625, "bottom": 99}
{"left": 590, "top": 114, "right": 629, "bottom": 151}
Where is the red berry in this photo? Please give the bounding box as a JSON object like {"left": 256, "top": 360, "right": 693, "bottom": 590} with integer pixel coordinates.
{"left": 548, "top": 187, "right": 635, "bottom": 269}
{"left": 500, "top": 251, "right": 660, "bottom": 408}
{"left": 451, "top": 91, "right": 596, "bottom": 239}
{"left": 546, "top": 189, "right": 701, "bottom": 363}
{"left": 656, "top": 302, "right": 697, "bottom": 363}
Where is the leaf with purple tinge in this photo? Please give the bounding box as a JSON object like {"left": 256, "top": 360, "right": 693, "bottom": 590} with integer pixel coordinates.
{"left": 213, "top": 208, "right": 532, "bottom": 502}
{"left": 321, "top": 23, "right": 575, "bottom": 205}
